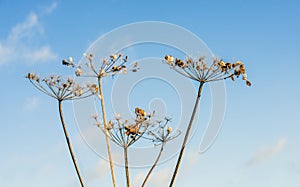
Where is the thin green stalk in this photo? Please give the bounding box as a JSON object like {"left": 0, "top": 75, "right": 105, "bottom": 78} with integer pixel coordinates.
{"left": 58, "top": 100, "right": 85, "bottom": 187}
{"left": 169, "top": 82, "right": 204, "bottom": 187}
{"left": 141, "top": 142, "right": 165, "bottom": 187}
{"left": 124, "top": 147, "right": 130, "bottom": 187}
{"left": 98, "top": 78, "right": 117, "bottom": 187}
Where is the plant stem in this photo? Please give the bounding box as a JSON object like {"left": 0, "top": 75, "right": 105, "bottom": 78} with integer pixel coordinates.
{"left": 98, "top": 78, "right": 117, "bottom": 187}
{"left": 141, "top": 142, "right": 165, "bottom": 187}
{"left": 169, "top": 82, "right": 204, "bottom": 187}
{"left": 124, "top": 147, "right": 131, "bottom": 187}
{"left": 58, "top": 100, "right": 85, "bottom": 187}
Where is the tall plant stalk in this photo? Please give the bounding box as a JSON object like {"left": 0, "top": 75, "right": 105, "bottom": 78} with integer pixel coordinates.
{"left": 124, "top": 147, "right": 130, "bottom": 187}
{"left": 58, "top": 100, "right": 85, "bottom": 187}
{"left": 98, "top": 77, "right": 117, "bottom": 187}
{"left": 141, "top": 142, "right": 165, "bottom": 187}
{"left": 117, "top": 115, "right": 131, "bottom": 187}
{"left": 169, "top": 82, "right": 204, "bottom": 187}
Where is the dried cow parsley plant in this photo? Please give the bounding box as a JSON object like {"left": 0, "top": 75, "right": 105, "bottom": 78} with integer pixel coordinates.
{"left": 26, "top": 73, "right": 97, "bottom": 187}
{"left": 63, "top": 53, "right": 139, "bottom": 187}
{"left": 164, "top": 55, "right": 251, "bottom": 186}
{"left": 93, "top": 108, "right": 180, "bottom": 187}
{"left": 92, "top": 107, "right": 153, "bottom": 187}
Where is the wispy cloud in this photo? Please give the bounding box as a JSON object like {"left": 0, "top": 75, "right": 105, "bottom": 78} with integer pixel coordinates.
{"left": 0, "top": 4, "right": 58, "bottom": 66}
{"left": 246, "top": 138, "right": 287, "bottom": 166}
{"left": 44, "top": 2, "right": 57, "bottom": 14}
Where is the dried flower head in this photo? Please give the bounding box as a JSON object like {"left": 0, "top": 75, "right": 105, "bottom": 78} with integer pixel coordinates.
{"left": 135, "top": 107, "right": 147, "bottom": 118}
{"left": 26, "top": 73, "right": 96, "bottom": 101}
{"left": 93, "top": 108, "right": 154, "bottom": 148}
{"left": 26, "top": 72, "right": 40, "bottom": 82}
{"left": 62, "top": 58, "right": 75, "bottom": 67}
{"left": 165, "top": 55, "right": 174, "bottom": 62}
{"left": 62, "top": 53, "right": 139, "bottom": 78}
{"left": 86, "top": 83, "right": 99, "bottom": 94}
{"left": 91, "top": 113, "right": 98, "bottom": 120}
{"left": 72, "top": 84, "right": 83, "bottom": 97}
{"left": 110, "top": 54, "right": 118, "bottom": 60}
{"left": 75, "top": 67, "right": 83, "bottom": 76}
{"left": 145, "top": 117, "right": 180, "bottom": 145}
{"left": 164, "top": 55, "right": 251, "bottom": 86}
{"left": 167, "top": 126, "right": 173, "bottom": 134}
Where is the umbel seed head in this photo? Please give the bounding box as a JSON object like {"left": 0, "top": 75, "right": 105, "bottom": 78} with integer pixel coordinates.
{"left": 164, "top": 55, "right": 252, "bottom": 86}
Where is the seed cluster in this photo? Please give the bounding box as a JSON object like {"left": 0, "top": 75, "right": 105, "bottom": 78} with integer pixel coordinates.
{"left": 145, "top": 117, "right": 181, "bottom": 145}
{"left": 93, "top": 108, "right": 178, "bottom": 148}
{"left": 93, "top": 108, "right": 154, "bottom": 148}
{"left": 62, "top": 53, "right": 139, "bottom": 78}
{"left": 26, "top": 73, "right": 98, "bottom": 101}
{"left": 165, "top": 55, "right": 251, "bottom": 86}
{"left": 135, "top": 107, "right": 147, "bottom": 118}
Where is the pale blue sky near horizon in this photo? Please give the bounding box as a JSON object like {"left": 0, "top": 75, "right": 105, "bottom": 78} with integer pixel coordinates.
{"left": 0, "top": 0, "right": 300, "bottom": 187}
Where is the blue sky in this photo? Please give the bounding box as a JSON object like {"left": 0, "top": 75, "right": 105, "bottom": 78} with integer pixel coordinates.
{"left": 0, "top": 0, "right": 300, "bottom": 186}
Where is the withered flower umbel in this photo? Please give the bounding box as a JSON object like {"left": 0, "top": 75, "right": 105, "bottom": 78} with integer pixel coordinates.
{"left": 164, "top": 55, "right": 251, "bottom": 86}
{"left": 26, "top": 73, "right": 97, "bottom": 101}
{"left": 93, "top": 108, "right": 154, "bottom": 148}
{"left": 145, "top": 117, "right": 180, "bottom": 145}
{"left": 62, "top": 53, "right": 139, "bottom": 78}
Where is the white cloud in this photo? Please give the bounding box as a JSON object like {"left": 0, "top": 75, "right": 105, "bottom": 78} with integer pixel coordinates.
{"left": 8, "top": 13, "right": 40, "bottom": 42}
{"left": 44, "top": 2, "right": 57, "bottom": 14}
{"left": 0, "top": 9, "right": 57, "bottom": 66}
{"left": 23, "top": 46, "right": 56, "bottom": 62}
{"left": 0, "top": 43, "right": 13, "bottom": 64}
{"left": 247, "top": 138, "right": 287, "bottom": 166}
